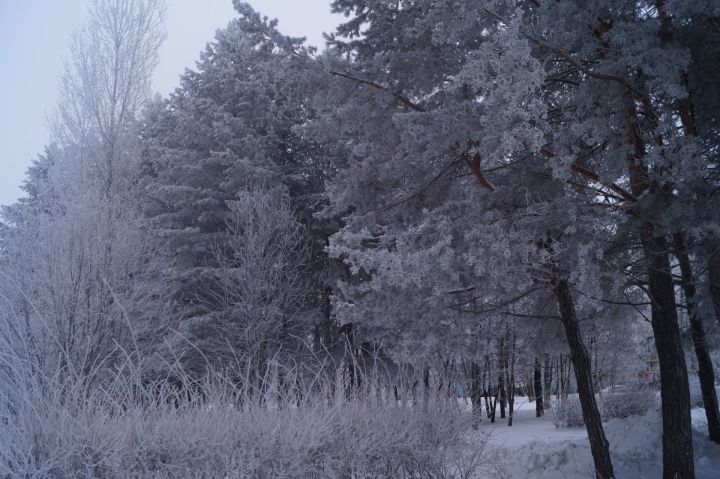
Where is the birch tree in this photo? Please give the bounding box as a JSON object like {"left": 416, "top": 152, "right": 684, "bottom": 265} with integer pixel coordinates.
{"left": 0, "top": 0, "right": 166, "bottom": 377}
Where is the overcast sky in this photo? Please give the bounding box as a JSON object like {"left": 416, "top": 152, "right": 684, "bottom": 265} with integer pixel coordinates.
{"left": 0, "top": 0, "right": 341, "bottom": 208}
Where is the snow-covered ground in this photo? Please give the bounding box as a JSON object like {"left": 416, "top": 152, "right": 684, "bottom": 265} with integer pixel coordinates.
{"left": 463, "top": 398, "right": 720, "bottom": 478}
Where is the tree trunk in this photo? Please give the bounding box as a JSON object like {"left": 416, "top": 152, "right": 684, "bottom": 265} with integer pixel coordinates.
{"left": 534, "top": 357, "right": 544, "bottom": 417}
{"left": 314, "top": 286, "right": 336, "bottom": 352}
{"left": 499, "top": 334, "right": 507, "bottom": 419}
{"left": 341, "top": 323, "right": 357, "bottom": 399}
{"left": 484, "top": 392, "right": 491, "bottom": 421}
{"left": 555, "top": 279, "right": 615, "bottom": 479}
{"left": 528, "top": 374, "right": 535, "bottom": 402}
{"left": 423, "top": 367, "right": 430, "bottom": 407}
{"left": 543, "top": 355, "right": 553, "bottom": 404}
{"left": 555, "top": 356, "right": 561, "bottom": 399}
{"left": 470, "top": 361, "right": 483, "bottom": 429}
{"left": 507, "top": 329, "right": 516, "bottom": 427}
{"left": 560, "top": 356, "right": 570, "bottom": 400}
{"left": 490, "top": 385, "right": 499, "bottom": 423}
{"left": 708, "top": 242, "right": 720, "bottom": 329}
{"left": 641, "top": 229, "right": 695, "bottom": 478}
{"left": 315, "top": 286, "right": 339, "bottom": 400}
{"left": 499, "top": 373, "right": 507, "bottom": 419}
{"left": 673, "top": 232, "right": 720, "bottom": 443}
{"left": 625, "top": 92, "right": 695, "bottom": 479}
{"left": 508, "top": 365, "right": 515, "bottom": 426}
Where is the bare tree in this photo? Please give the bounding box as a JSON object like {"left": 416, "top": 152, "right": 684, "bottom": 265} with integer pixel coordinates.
{"left": 53, "top": 0, "right": 166, "bottom": 194}
{"left": 206, "top": 187, "right": 312, "bottom": 391}
{"left": 0, "top": 0, "right": 166, "bottom": 379}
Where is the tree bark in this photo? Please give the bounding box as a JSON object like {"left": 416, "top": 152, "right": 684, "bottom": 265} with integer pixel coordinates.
{"left": 528, "top": 373, "right": 535, "bottom": 402}
{"left": 341, "top": 323, "right": 357, "bottom": 399}
{"left": 490, "top": 386, "right": 499, "bottom": 423}
{"left": 624, "top": 92, "right": 695, "bottom": 478}
{"left": 508, "top": 329, "right": 516, "bottom": 427}
{"left": 555, "top": 279, "right": 615, "bottom": 479}
{"left": 534, "top": 357, "right": 544, "bottom": 417}
{"left": 543, "top": 355, "right": 553, "bottom": 404}
{"left": 499, "top": 372, "right": 507, "bottom": 419}
{"left": 508, "top": 366, "right": 516, "bottom": 426}
{"left": 315, "top": 286, "right": 339, "bottom": 400}
{"left": 555, "top": 356, "right": 563, "bottom": 399}
{"left": 423, "top": 367, "right": 430, "bottom": 407}
{"left": 499, "top": 334, "right": 507, "bottom": 419}
{"left": 641, "top": 229, "right": 695, "bottom": 478}
{"left": 561, "top": 356, "right": 571, "bottom": 400}
{"left": 708, "top": 242, "right": 720, "bottom": 329}
{"left": 314, "top": 286, "right": 336, "bottom": 352}
{"left": 484, "top": 392, "right": 491, "bottom": 421}
{"left": 470, "top": 361, "right": 483, "bottom": 429}
{"left": 673, "top": 232, "right": 720, "bottom": 443}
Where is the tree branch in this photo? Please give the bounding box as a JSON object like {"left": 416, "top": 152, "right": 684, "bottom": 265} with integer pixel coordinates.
{"left": 483, "top": 7, "right": 651, "bottom": 105}
{"left": 329, "top": 70, "right": 425, "bottom": 112}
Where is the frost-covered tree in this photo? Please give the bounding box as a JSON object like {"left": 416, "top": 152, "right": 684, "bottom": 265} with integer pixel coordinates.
{"left": 317, "top": 1, "right": 720, "bottom": 477}
{"left": 317, "top": 2, "right": 620, "bottom": 476}
{"left": 1, "top": 1, "right": 717, "bottom": 476}
{"left": 205, "top": 187, "right": 310, "bottom": 391}
{"left": 138, "top": 1, "right": 334, "bottom": 376}
{"left": 0, "top": 0, "right": 166, "bottom": 378}
{"left": 521, "top": 3, "right": 720, "bottom": 475}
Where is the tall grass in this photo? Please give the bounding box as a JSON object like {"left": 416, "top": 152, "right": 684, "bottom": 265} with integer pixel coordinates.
{"left": 0, "top": 347, "right": 483, "bottom": 478}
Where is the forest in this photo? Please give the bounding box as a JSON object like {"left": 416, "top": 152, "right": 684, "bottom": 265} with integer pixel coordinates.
{"left": 1, "top": 0, "right": 720, "bottom": 478}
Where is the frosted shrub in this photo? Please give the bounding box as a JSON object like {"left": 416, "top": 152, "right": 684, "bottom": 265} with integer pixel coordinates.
{"left": 600, "top": 386, "right": 657, "bottom": 420}
{"left": 551, "top": 386, "right": 657, "bottom": 428}
{"left": 0, "top": 362, "right": 474, "bottom": 478}
{"left": 550, "top": 395, "right": 585, "bottom": 428}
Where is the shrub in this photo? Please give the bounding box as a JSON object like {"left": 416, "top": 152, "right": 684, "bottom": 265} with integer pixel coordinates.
{"left": 550, "top": 386, "right": 657, "bottom": 428}
{"left": 550, "top": 395, "right": 585, "bottom": 428}
{"left": 0, "top": 362, "right": 478, "bottom": 478}
{"left": 600, "top": 386, "right": 657, "bottom": 420}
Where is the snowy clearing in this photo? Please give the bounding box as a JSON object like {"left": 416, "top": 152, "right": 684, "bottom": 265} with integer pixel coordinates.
{"left": 466, "top": 399, "right": 720, "bottom": 478}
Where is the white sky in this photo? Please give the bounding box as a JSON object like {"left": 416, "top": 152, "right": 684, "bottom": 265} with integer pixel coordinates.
{"left": 0, "top": 0, "right": 341, "bottom": 208}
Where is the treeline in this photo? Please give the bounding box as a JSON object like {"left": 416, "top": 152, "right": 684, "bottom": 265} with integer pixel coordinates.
{"left": 1, "top": 1, "right": 720, "bottom": 478}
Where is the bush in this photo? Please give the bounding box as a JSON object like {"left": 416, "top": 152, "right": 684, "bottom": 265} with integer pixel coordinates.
{"left": 550, "top": 395, "right": 585, "bottom": 428}
{"left": 600, "top": 386, "right": 657, "bottom": 420}
{"left": 550, "top": 386, "right": 657, "bottom": 428}
{"left": 0, "top": 363, "right": 477, "bottom": 478}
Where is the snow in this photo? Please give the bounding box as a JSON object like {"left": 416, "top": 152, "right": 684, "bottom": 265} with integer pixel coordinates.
{"left": 462, "top": 398, "right": 720, "bottom": 478}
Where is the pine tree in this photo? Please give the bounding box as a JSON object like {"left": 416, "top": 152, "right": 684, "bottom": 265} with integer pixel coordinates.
{"left": 139, "top": 2, "right": 335, "bottom": 376}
